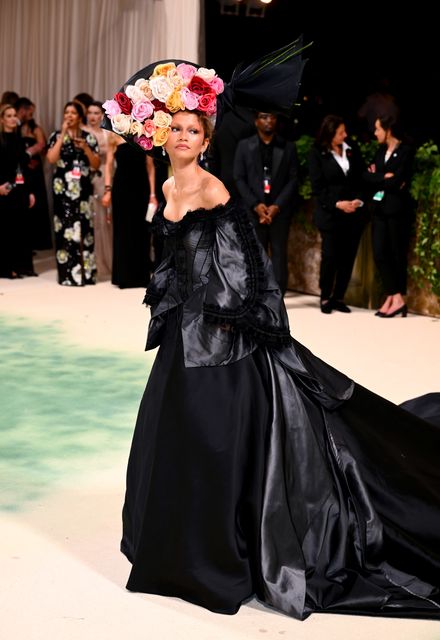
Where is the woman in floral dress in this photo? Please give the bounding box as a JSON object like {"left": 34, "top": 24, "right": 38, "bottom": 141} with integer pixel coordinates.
{"left": 47, "top": 101, "right": 100, "bottom": 285}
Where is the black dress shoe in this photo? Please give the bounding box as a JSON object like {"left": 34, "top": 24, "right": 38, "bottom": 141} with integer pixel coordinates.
{"left": 20, "top": 270, "right": 39, "bottom": 277}
{"left": 375, "top": 310, "right": 386, "bottom": 317}
{"left": 320, "top": 300, "right": 333, "bottom": 314}
{"left": 332, "top": 300, "right": 351, "bottom": 313}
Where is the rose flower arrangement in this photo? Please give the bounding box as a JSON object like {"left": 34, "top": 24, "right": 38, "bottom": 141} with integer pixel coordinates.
{"left": 103, "top": 62, "right": 224, "bottom": 151}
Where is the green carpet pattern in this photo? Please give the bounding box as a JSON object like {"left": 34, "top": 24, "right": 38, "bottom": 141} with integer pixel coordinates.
{"left": 0, "top": 316, "right": 151, "bottom": 512}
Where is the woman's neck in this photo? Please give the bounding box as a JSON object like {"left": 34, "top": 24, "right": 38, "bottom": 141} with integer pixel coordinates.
{"left": 170, "top": 160, "right": 202, "bottom": 193}
{"left": 386, "top": 135, "right": 400, "bottom": 151}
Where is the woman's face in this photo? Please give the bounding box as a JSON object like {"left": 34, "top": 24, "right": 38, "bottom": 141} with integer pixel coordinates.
{"left": 87, "top": 105, "right": 103, "bottom": 127}
{"left": 332, "top": 123, "right": 347, "bottom": 147}
{"left": 1, "top": 107, "right": 18, "bottom": 132}
{"left": 63, "top": 105, "right": 81, "bottom": 128}
{"left": 374, "top": 119, "right": 388, "bottom": 144}
{"left": 165, "top": 111, "right": 208, "bottom": 161}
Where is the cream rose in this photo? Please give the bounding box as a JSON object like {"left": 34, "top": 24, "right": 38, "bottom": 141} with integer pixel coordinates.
{"left": 135, "top": 79, "right": 153, "bottom": 100}
{"left": 130, "top": 120, "right": 144, "bottom": 136}
{"left": 153, "top": 110, "right": 172, "bottom": 128}
{"left": 111, "top": 113, "right": 132, "bottom": 135}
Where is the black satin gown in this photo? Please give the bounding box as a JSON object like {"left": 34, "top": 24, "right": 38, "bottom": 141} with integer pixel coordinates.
{"left": 121, "top": 201, "right": 440, "bottom": 619}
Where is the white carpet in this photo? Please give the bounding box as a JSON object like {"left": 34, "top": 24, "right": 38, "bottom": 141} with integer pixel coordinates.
{"left": 1, "top": 252, "right": 439, "bottom": 640}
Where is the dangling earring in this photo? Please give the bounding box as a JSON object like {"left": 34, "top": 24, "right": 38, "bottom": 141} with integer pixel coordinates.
{"left": 162, "top": 147, "right": 166, "bottom": 157}
{"left": 200, "top": 151, "right": 204, "bottom": 162}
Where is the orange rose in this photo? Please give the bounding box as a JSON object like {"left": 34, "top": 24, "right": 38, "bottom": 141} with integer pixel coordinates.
{"left": 152, "top": 63, "right": 177, "bottom": 77}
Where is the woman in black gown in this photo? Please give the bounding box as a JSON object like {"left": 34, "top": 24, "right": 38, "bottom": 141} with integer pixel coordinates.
{"left": 102, "top": 133, "right": 157, "bottom": 289}
{"left": 103, "top": 48, "right": 440, "bottom": 620}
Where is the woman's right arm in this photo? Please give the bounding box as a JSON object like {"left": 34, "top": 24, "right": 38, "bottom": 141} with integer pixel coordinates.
{"left": 101, "top": 137, "right": 116, "bottom": 208}
{"left": 46, "top": 123, "right": 67, "bottom": 163}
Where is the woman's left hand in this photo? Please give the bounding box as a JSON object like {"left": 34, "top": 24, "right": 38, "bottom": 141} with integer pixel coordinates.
{"left": 29, "top": 194, "right": 36, "bottom": 208}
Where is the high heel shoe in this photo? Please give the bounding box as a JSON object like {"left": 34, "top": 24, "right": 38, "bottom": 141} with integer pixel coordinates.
{"left": 382, "top": 304, "right": 408, "bottom": 318}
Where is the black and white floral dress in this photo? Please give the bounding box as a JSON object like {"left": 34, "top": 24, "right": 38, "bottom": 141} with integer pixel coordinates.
{"left": 48, "top": 130, "right": 98, "bottom": 285}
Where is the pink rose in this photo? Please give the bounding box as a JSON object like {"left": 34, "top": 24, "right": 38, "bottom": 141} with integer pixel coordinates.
{"left": 180, "top": 88, "right": 199, "bottom": 110}
{"left": 114, "top": 91, "right": 132, "bottom": 115}
{"left": 132, "top": 100, "right": 154, "bottom": 122}
{"left": 134, "top": 135, "right": 153, "bottom": 151}
{"left": 197, "top": 92, "right": 217, "bottom": 114}
{"left": 102, "top": 99, "right": 121, "bottom": 117}
{"left": 208, "top": 76, "right": 224, "bottom": 95}
{"left": 143, "top": 119, "right": 156, "bottom": 137}
{"left": 177, "top": 63, "right": 197, "bottom": 84}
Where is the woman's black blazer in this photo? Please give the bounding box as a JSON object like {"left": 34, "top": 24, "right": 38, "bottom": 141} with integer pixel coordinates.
{"left": 364, "top": 143, "right": 414, "bottom": 216}
{"left": 308, "top": 141, "right": 366, "bottom": 230}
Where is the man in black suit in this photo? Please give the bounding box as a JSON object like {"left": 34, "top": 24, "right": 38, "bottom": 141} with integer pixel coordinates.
{"left": 233, "top": 112, "right": 299, "bottom": 295}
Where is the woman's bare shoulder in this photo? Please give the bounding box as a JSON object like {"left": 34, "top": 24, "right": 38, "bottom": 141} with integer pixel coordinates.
{"left": 162, "top": 177, "right": 174, "bottom": 199}
{"left": 201, "top": 173, "right": 230, "bottom": 208}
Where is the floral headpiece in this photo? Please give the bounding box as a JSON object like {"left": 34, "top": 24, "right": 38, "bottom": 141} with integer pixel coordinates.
{"left": 102, "top": 62, "right": 224, "bottom": 152}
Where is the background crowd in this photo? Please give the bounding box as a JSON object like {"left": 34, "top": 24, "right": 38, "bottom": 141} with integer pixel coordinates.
{"left": 0, "top": 85, "right": 416, "bottom": 316}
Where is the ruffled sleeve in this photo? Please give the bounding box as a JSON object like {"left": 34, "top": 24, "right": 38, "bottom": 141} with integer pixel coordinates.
{"left": 203, "top": 203, "right": 292, "bottom": 347}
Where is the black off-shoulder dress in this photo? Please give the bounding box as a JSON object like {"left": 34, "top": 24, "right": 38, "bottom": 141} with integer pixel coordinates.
{"left": 120, "top": 200, "right": 440, "bottom": 619}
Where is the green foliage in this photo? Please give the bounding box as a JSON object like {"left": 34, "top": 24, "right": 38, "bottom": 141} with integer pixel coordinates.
{"left": 409, "top": 142, "right": 440, "bottom": 297}
{"left": 295, "top": 134, "right": 314, "bottom": 200}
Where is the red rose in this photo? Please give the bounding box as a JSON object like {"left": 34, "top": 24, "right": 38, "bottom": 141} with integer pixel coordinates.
{"left": 114, "top": 92, "right": 132, "bottom": 115}
{"left": 197, "top": 92, "right": 217, "bottom": 114}
{"left": 188, "top": 76, "right": 212, "bottom": 96}
{"left": 151, "top": 99, "right": 169, "bottom": 113}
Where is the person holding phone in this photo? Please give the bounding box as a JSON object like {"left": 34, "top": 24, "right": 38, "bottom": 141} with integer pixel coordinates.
{"left": 47, "top": 101, "right": 100, "bottom": 286}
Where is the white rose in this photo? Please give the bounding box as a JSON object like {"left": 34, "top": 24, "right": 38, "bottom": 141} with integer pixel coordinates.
{"left": 125, "top": 84, "right": 145, "bottom": 103}
{"left": 64, "top": 226, "right": 74, "bottom": 241}
{"left": 196, "top": 67, "right": 216, "bottom": 81}
{"left": 149, "top": 75, "right": 174, "bottom": 102}
{"left": 72, "top": 221, "right": 81, "bottom": 243}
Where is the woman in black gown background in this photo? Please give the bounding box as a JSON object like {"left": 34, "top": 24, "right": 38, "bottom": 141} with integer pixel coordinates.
{"left": 102, "top": 51, "right": 440, "bottom": 621}
{"left": 103, "top": 133, "right": 158, "bottom": 289}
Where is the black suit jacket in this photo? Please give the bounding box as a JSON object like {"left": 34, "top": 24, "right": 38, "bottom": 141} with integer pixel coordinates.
{"left": 364, "top": 143, "right": 414, "bottom": 216}
{"left": 308, "top": 141, "right": 366, "bottom": 230}
{"left": 233, "top": 134, "right": 298, "bottom": 217}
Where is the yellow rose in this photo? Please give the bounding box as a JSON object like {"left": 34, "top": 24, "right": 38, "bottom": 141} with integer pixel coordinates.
{"left": 153, "top": 127, "right": 170, "bottom": 147}
{"left": 153, "top": 110, "right": 172, "bottom": 128}
{"left": 152, "top": 62, "right": 176, "bottom": 77}
{"left": 166, "top": 89, "right": 185, "bottom": 113}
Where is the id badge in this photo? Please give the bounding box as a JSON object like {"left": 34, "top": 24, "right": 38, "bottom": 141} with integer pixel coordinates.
{"left": 373, "top": 190, "right": 384, "bottom": 202}
{"left": 72, "top": 161, "right": 81, "bottom": 180}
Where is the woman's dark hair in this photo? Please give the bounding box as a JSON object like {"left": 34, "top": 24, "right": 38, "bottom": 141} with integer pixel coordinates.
{"left": 73, "top": 93, "right": 94, "bottom": 109}
{"left": 1, "top": 91, "right": 19, "bottom": 107}
{"left": 64, "top": 100, "right": 84, "bottom": 120}
{"left": 316, "top": 114, "right": 345, "bottom": 149}
{"left": 15, "top": 97, "right": 34, "bottom": 111}
{"left": 88, "top": 101, "right": 104, "bottom": 112}
{"left": 376, "top": 114, "right": 404, "bottom": 140}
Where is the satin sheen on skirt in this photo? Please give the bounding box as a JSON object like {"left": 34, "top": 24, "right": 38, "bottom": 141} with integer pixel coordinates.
{"left": 121, "top": 308, "right": 440, "bottom": 619}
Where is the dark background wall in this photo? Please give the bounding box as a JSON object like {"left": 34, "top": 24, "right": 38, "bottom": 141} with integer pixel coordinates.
{"left": 204, "top": 1, "right": 438, "bottom": 144}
